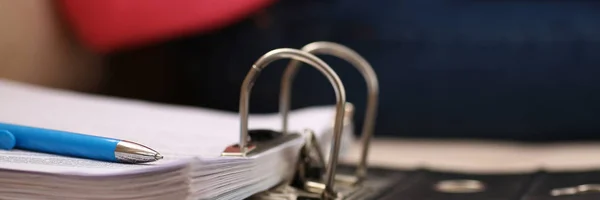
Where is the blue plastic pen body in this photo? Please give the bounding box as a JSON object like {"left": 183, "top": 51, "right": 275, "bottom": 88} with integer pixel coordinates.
{"left": 0, "top": 122, "right": 119, "bottom": 162}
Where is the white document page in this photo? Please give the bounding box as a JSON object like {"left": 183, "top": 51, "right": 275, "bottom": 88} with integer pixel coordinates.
{"left": 0, "top": 79, "right": 346, "bottom": 176}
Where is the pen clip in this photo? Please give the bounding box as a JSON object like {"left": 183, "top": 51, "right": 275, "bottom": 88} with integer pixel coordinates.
{"left": 280, "top": 41, "right": 379, "bottom": 184}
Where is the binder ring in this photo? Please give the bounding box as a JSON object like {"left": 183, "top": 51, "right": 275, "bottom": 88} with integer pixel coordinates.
{"left": 236, "top": 48, "right": 347, "bottom": 173}
{"left": 280, "top": 41, "right": 379, "bottom": 181}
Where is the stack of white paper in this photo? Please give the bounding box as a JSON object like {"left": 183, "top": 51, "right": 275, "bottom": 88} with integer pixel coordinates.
{"left": 0, "top": 79, "right": 354, "bottom": 200}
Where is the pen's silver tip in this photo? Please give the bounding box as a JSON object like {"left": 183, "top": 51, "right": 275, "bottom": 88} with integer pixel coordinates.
{"left": 115, "top": 141, "right": 163, "bottom": 163}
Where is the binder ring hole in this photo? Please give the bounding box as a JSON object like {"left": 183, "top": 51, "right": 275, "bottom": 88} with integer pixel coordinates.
{"left": 434, "top": 179, "right": 485, "bottom": 193}
{"left": 551, "top": 184, "right": 600, "bottom": 196}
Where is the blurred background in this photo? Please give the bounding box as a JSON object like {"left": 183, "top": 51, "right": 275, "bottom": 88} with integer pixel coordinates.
{"left": 1, "top": 0, "right": 600, "bottom": 142}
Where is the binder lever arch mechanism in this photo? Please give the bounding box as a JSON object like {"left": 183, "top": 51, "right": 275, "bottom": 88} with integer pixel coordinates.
{"left": 223, "top": 44, "right": 396, "bottom": 199}
{"left": 221, "top": 47, "right": 346, "bottom": 199}
{"left": 220, "top": 47, "right": 346, "bottom": 160}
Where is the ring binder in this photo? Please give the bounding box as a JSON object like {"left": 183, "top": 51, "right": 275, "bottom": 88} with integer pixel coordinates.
{"left": 247, "top": 43, "right": 401, "bottom": 200}
{"left": 280, "top": 41, "right": 379, "bottom": 184}
{"left": 221, "top": 48, "right": 348, "bottom": 199}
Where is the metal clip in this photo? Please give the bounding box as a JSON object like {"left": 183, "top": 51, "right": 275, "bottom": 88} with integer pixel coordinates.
{"left": 280, "top": 41, "right": 379, "bottom": 185}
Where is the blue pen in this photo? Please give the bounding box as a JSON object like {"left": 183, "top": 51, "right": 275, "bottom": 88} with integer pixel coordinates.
{"left": 0, "top": 122, "right": 162, "bottom": 164}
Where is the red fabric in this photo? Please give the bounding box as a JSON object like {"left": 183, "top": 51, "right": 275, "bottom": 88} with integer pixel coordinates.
{"left": 57, "top": 0, "right": 274, "bottom": 53}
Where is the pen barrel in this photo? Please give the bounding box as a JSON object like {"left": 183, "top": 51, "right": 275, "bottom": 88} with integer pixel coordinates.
{"left": 0, "top": 123, "right": 119, "bottom": 162}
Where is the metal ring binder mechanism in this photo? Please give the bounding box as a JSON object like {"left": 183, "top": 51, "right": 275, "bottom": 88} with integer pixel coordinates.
{"left": 219, "top": 44, "right": 400, "bottom": 200}
{"left": 221, "top": 48, "right": 346, "bottom": 159}
{"left": 280, "top": 41, "right": 379, "bottom": 185}
{"left": 220, "top": 48, "right": 347, "bottom": 199}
